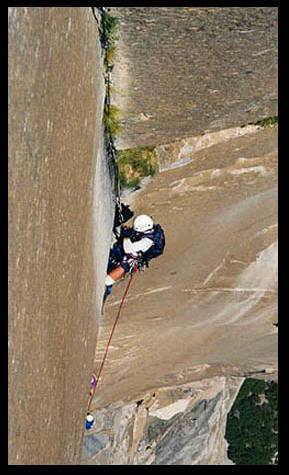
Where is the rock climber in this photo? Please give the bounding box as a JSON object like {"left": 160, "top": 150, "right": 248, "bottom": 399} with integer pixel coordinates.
{"left": 103, "top": 214, "right": 165, "bottom": 304}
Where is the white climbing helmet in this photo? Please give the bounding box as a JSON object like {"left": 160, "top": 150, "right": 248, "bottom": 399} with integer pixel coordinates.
{"left": 133, "top": 214, "right": 154, "bottom": 233}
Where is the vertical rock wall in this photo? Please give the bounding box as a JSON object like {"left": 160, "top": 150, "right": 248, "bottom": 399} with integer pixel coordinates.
{"left": 8, "top": 7, "right": 114, "bottom": 464}
{"left": 110, "top": 7, "right": 277, "bottom": 149}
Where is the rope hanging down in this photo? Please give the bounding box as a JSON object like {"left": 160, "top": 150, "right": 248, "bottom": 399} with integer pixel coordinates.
{"left": 87, "top": 270, "right": 136, "bottom": 413}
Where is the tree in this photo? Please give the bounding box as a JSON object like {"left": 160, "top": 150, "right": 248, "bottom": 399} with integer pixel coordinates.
{"left": 225, "top": 378, "right": 278, "bottom": 465}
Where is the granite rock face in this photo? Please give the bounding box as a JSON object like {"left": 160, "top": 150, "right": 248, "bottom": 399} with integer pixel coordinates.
{"left": 8, "top": 7, "right": 114, "bottom": 464}
{"left": 91, "top": 125, "right": 277, "bottom": 417}
{"left": 155, "top": 124, "right": 262, "bottom": 171}
{"left": 110, "top": 7, "right": 277, "bottom": 149}
{"left": 81, "top": 376, "right": 244, "bottom": 465}
{"left": 8, "top": 7, "right": 278, "bottom": 466}
{"left": 82, "top": 126, "right": 277, "bottom": 465}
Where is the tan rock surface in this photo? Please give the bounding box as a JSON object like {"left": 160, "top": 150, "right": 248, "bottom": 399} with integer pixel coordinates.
{"left": 83, "top": 126, "right": 277, "bottom": 465}
{"left": 110, "top": 7, "right": 277, "bottom": 148}
{"left": 8, "top": 7, "right": 113, "bottom": 464}
{"left": 8, "top": 7, "right": 278, "bottom": 465}
{"left": 94, "top": 126, "right": 277, "bottom": 411}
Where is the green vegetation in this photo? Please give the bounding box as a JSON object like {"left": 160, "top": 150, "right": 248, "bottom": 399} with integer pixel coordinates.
{"left": 103, "top": 104, "right": 122, "bottom": 141}
{"left": 117, "top": 147, "right": 159, "bottom": 189}
{"left": 99, "top": 11, "right": 159, "bottom": 191}
{"left": 255, "top": 116, "right": 278, "bottom": 128}
{"left": 225, "top": 378, "right": 278, "bottom": 465}
{"left": 99, "top": 10, "right": 122, "bottom": 143}
{"left": 106, "top": 45, "right": 117, "bottom": 65}
{"left": 101, "top": 11, "right": 119, "bottom": 72}
{"left": 101, "top": 10, "right": 119, "bottom": 44}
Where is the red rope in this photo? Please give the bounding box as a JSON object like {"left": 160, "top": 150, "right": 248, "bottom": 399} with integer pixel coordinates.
{"left": 87, "top": 271, "right": 135, "bottom": 412}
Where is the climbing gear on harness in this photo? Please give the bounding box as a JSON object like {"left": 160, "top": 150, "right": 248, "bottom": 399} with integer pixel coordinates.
{"left": 133, "top": 214, "right": 154, "bottom": 232}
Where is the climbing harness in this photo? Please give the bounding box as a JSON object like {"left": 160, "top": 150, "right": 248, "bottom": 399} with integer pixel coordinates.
{"left": 86, "top": 267, "right": 137, "bottom": 423}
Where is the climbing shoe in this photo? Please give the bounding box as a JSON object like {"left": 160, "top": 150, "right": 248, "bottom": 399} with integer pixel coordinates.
{"left": 103, "top": 285, "right": 112, "bottom": 304}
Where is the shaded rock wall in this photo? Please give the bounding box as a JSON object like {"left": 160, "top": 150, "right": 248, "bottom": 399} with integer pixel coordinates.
{"left": 110, "top": 7, "right": 277, "bottom": 149}
{"left": 8, "top": 7, "right": 114, "bottom": 464}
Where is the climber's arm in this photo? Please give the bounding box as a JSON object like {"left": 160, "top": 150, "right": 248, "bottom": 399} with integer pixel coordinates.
{"left": 123, "top": 237, "right": 153, "bottom": 257}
